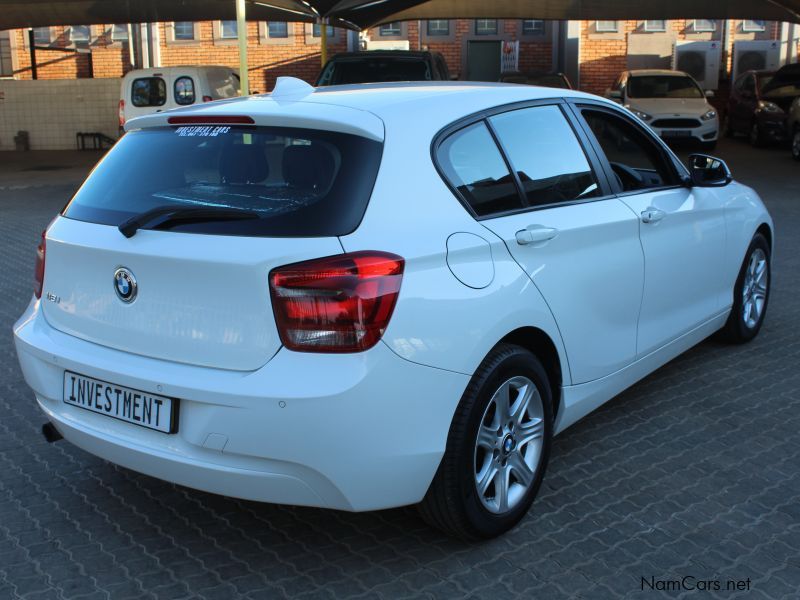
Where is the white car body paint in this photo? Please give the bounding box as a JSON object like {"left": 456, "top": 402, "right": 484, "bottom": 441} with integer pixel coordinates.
{"left": 14, "top": 81, "right": 772, "bottom": 511}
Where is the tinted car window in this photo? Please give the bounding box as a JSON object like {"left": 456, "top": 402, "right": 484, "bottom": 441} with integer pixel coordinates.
{"left": 174, "top": 76, "right": 195, "bottom": 105}
{"left": 489, "top": 105, "right": 599, "bottom": 207}
{"left": 581, "top": 109, "right": 676, "bottom": 192}
{"left": 318, "top": 57, "right": 432, "bottom": 85}
{"left": 437, "top": 122, "right": 522, "bottom": 217}
{"left": 63, "top": 126, "right": 383, "bottom": 237}
{"left": 131, "top": 77, "right": 167, "bottom": 107}
{"left": 627, "top": 75, "right": 704, "bottom": 99}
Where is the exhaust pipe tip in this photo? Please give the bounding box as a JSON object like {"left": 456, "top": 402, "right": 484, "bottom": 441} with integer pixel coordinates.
{"left": 42, "top": 422, "right": 63, "bottom": 443}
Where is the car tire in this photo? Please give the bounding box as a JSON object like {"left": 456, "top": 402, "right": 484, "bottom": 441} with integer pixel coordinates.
{"left": 719, "top": 233, "right": 771, "bottom": 344}
{"left": 749, "top": 122, "right": 764, "bottom": 147}
{"left": 418, "top": 344, "right": 553, "bottom": 540}
{"left": 792, "top": 128, "right": 800, "bottom": 161}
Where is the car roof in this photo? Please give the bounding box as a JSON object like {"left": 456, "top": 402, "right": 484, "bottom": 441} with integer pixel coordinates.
{"left": 627, "top": 70, "right": 692, "bottom": 77}
{"left": 327, "top": 51, "right": 438, "bottom": 59}
{"left": 127, "top": 80, "right": 613, "bottom": 141}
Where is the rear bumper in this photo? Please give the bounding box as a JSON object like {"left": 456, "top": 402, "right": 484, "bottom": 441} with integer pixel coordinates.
{"left": 13, "top": 299, "right": 469, "bottom": 511}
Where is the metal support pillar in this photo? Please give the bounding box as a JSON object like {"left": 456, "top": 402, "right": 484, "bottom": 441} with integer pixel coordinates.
{"left": 236, "top": 0, "right": 248, "bottom": 95}
{"left": 27, "top": 29, "right": 37, "bottom": 79}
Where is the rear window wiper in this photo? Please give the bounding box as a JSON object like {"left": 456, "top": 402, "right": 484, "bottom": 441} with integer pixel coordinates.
{"left": 118, "top": 205, "right": 260, "bottom": 238}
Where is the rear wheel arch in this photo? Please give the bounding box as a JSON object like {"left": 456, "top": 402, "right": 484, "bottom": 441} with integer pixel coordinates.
{"left": 496, "top": 327, "right": 563, "bottom": 419}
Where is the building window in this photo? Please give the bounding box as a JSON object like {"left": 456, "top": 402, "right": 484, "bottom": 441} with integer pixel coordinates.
{"left": 596, "top": 21, "right": 618, "bottom": 33}
{"left": 522, "top": 20, "right": 544, "bottom": 35}
{"left": 32, "top": 27, "right": 52, "bottom": 45}
{"left": 111, "top": 24, "right": 129, "bottom": 41}
{"left": 174, "top": 22, "right": 195, "bottom": 40}
{"left": 693, "top": 19, "right": 716, "bottom": 32}
{"left": 267, "top": 22, "right": 289, "bottom": 38}
{"left": 743, "top": 20, "right": 766, "bottom": 32}
{"left": 220, "top": 20, "right": 238, "bottom": 39}
{"left": 644, "top": 20, "right": 666, "bottom": 32}
{"left": 379, "top": 22, "right": 402, "bottom": 36}
{"left": 475, "top": 19, "right": 498, "bottom": 36}
{"left": 427, "top": 20, "right": 450, "bottom": 36}
{"left": 71, "top": 25, "right": 91, "bottom": 44}
{"left": 312, "top": 23, "right": 335, "bottom": 38}
{"left": 0, "top": 32, "right": 12, "bottom": 76}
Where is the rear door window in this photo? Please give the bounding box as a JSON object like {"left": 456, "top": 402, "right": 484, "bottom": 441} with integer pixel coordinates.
{"left": 488, "top": 105, "right": 600, "bottom": 207}
{"left": 131, "top": 77, "right": 167, "bottom": 107}
{"left": 63, "top": 126, "right": 383, "bottom": 237}
{"left": 174, "top": 76, "right": 195, "bottom": 105}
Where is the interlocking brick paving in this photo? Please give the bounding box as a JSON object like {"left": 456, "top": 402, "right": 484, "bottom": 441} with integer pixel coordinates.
{"left": 1, "top": 141, "right": 798, "bottom": 599}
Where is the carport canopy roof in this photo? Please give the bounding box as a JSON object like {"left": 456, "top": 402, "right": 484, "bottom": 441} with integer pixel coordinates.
{"left": 1, "top": 0, "right": 799, "bottom": 31}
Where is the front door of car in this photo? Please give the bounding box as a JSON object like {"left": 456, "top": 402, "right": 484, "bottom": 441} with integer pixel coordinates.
{"left": 573, "top": 104, "right": 728, "bottom": 357}
{"left": 436, "top": 103, "right": 645, "bottom": 384}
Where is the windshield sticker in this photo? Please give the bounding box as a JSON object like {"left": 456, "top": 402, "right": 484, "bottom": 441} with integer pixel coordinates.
{"left": 175, "top": 126, "right": 231, "bottom": 137}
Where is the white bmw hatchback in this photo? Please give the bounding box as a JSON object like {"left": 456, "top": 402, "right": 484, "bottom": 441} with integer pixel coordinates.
{"left": 14, "top": 78, "right": 772, "bottom": 539}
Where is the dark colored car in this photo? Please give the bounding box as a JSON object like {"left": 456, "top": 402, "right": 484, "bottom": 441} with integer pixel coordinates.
{"left": 316, "top": 51, "right": 451, "bottom": 86}
{"left": 499, "top": 71, "right": 573, "bottom": 90}
{"left": 725, "top": 65, "right": 800, "bottom": 146}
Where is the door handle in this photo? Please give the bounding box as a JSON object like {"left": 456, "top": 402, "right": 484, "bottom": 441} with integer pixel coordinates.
{"left": 515, "top": 226, "right": 558, "bottom": 245}
{"left": 641, "top": 208, "right": 666, "bottom": 224}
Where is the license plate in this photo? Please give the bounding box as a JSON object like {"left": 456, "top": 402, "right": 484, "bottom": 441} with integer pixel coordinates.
{"left": 63, "top": 371, "right": 178, "bottom": 433}
{"left": 662, "top": 130, "right": 692, "bottom": 138}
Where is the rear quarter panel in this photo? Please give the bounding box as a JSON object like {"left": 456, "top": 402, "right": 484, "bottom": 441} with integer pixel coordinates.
{"left": 339, "top": 104, "right": 571, "bottom": 383}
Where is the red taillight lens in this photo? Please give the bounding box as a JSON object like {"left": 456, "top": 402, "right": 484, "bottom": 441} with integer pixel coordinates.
{"left": 34, "top": 229, "right": 46, "bottom": 299}
{"left": 269, "top": 252, "right": 404, "bottom": 353}
{"left": 118, "top": 99, "right": 125, "bottom": 127}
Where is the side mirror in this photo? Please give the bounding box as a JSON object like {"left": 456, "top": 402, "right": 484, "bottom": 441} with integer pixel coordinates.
{"left": 607, "top": 89, "right": 623, "bottom": 101}
{"left": 705, "top": 89, "right": 715, "bottom": 98}
{"left": 688, "top": 154, "right": 732, "bottom": 187}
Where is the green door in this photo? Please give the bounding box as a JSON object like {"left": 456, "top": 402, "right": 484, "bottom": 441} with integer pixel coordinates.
{"left": 467, "top": 41, "right": 502, "bottom": 82}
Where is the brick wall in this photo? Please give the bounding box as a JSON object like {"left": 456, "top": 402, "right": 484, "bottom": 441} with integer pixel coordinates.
{"left": 579, "top": 19, "right": 784, "bottom": 98}
{"left": 7, "top": 21, "right": 347, "bottom": 92}
{"left": 0, "top": 78, "right": 118, "bottom": 150}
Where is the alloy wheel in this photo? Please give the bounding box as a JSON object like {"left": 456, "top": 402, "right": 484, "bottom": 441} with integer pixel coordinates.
{"left": 473, "top": 376, "right": 544, "bottom": 514}
{"left": 742, "top": 248, "right": 768, "bottom": 329}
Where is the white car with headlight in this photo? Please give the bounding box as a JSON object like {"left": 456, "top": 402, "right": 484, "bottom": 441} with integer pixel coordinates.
{"left": 607, "top": 69, "right": 719, "bottom": 149}
{"left": 14, "top": 78, "right": 772, "bottom": 539}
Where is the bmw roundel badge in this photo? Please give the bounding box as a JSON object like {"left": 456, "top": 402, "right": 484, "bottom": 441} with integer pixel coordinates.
{"left": 114, "top": 268, "right": 137, "bottom": 303}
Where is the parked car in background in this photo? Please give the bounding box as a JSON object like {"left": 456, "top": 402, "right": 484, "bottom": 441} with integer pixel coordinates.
{"left": 120, "top": 66, "right": 240, "bottom": 132}
{"left": 606, "top": 69, "right": 719, "bottom": 150}
{"left": 499, "top": 71, "right": 573, "bottom": 89}
{"left": 724, "top": 69, "right": 788, "bottom": 146}
{"left": 316, "top": 51, "right": 451, "bottom": 86}
{"left": 15, "top": 79, "right": 772, "bottom": 541}
{"left": 788, "top": 97, "right": 800, "bottom": 160}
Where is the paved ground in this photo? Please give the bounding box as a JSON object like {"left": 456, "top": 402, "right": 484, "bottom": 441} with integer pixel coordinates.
{"left": 0, "top": 140, "right": 798, "bottom": 600}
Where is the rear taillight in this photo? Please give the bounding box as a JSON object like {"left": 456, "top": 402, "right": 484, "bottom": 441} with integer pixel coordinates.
{"left": 269, "top": 252, "right": 404, "bottom": 353}
{"left": 202, "top": 95, "right": 213, "bottom": 102}
{"left": 118, "top": 99, "right": 125, "bottom": 127}
{"left": 34, "top": 229, "right": 46, "bottom": 299}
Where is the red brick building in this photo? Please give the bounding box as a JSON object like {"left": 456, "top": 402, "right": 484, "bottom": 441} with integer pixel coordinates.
{"left": 0, "top": 18, "right": 794, "bottom": 97}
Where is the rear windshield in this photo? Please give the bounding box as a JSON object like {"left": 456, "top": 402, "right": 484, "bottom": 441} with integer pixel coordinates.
{"left": 63, "top": 126, "right": 383, "bottom": 237}
{"left": 627, "top": 75, "right": 704, "bottom": 99}
{"left": 318, "top": 57, "right": 431, "bottom": 85}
